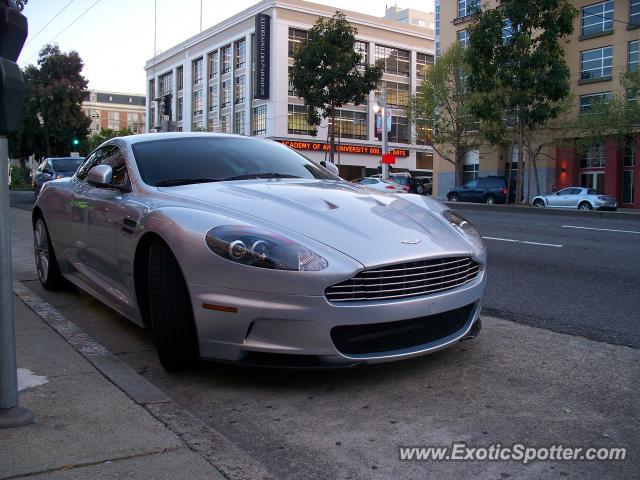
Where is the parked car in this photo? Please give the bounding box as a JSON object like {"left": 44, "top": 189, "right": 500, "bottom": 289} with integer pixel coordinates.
{"left": 531, "top": 187, "right": 617, "bottom": 211}
{"left": 358, "top": 177, "right": 410, "bottom": 193}
{"left": 33, "top": 133, "right": 486, "bottom": 371}
{"left": 447, "top": 176, "right": 514, "bottom": 205}
{"left": 410, "top": 176, "right": 433, "bottom": 195}
{"left": 33, "top": 157, "right": 85, "bottom": 198}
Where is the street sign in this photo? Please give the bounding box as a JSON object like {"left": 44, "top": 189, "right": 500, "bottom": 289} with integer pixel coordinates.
{"left": 0, "top": 3, "right": 28, "bottom": 134}
{"left": 381, "top": 154, "right": 396, "bottom": 165}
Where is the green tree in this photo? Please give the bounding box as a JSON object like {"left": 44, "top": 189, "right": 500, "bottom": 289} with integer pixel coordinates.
{"left": 409, "top": 42, "right": 480, "bottom": 187}
{"left": 467, "top": 0, "right": 577, "bottom": 202}
{"left": 85, "top": 128, "right": 132, "bottom": 153}
{"left": 291, "top": 11, "right": 382, "bottom": 164}
{"left": 574, "top": 71, "right": 640, "bottom": 154}
{"left": 15, "top": 0, "right": 28, "bottom": 11}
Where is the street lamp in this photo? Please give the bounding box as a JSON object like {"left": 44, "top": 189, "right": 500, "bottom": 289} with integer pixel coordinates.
{"left": 373, "top": 84, "right": 389, "bottom": 180}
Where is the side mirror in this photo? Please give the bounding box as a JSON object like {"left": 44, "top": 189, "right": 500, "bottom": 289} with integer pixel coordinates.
{"left": 87, "top": 164, "right": 113, "bottom": 188}
{"left": 320, "top": 160, "right": 339, "bottom": 176}
{"left": 555, "top": 191, "right": 560, "bottom": 195}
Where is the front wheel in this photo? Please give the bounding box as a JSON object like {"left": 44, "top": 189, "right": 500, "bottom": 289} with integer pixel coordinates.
{"left": 448, "top": 193, "right": 459, "bottom": 202}
{"left": 33, "top": 216, "right": 66, "bottom": 290}
{"left": 416, "top": 185, "right": 425, "bottom": 195}
{"left": 485, "top": 195, "right": 496, "bottom": 205}
{"left": 578, "top": 202, "right": 593, "bottom": 211}
{"left": 148, "top": 241, "right": 199, "bottom": 372}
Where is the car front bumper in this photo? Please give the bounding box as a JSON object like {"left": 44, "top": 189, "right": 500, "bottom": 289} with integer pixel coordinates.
{"left": 188, "top": 269, "right": 486, "bottom": 366}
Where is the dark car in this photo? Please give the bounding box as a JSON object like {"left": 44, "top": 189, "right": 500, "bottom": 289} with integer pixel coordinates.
{"left": 447, "top": 176, "right": 514, "bottom": 205}
{"left": 410, "top": 176, "right": 432, "bottom": 195}
{"left": 33, "top": 157, "right": 85, "bottom": 198}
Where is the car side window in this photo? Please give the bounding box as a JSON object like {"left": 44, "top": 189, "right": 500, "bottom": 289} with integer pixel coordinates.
{"left": 571, "top": 188, "right": 583, "bottom": 195}
{"left": 101, "top": 145, "right": 130, "bottom": 189}
{"left": 557, "top": 188, "right": 573, "bottom": 195}
{"left": 360, "top": 179, "right": 375, "bottom": 185}
{"left": 465, "top": 180, "right": 478, "bottom": 188}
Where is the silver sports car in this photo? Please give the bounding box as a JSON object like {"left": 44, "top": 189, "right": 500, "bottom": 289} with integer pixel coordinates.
{"left": 33, "top": 133, "right": 486, "bottom": 371}
{"left": 531, "top": 187, "right": 617, "bottom": 211}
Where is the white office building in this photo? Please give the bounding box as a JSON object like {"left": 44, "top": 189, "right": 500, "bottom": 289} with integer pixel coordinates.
{"left": 144, "top": 0, "right": 435, "bottom": 179}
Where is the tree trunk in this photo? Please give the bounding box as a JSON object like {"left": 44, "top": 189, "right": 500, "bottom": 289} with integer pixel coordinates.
{"left": 506, "top": 148, "right": 514, "bottom": 204}
{"left": 454, "top": 146, "right": 464, "bottom": 187}
{"left": 516, "top": 104, "right": 524, "bottom": 204}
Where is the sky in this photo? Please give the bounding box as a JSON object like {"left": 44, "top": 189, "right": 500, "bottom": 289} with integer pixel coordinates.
{"left": 18, "top": 0, "right": 435, "bottom": 95}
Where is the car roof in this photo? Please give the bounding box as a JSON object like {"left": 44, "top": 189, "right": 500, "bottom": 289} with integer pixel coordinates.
{"left": 114, "top": 132, "right": 246, "bottom": 146}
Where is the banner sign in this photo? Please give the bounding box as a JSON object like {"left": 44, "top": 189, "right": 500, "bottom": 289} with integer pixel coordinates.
{"left": 276, "top": 139, "right": 409, "bottom": 158}
{"left": 254, "top": 13, "right": 270, "bottom": 99}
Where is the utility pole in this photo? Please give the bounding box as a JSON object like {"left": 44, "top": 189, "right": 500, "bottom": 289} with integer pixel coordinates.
{"left": 0, "top": 0, "right": 33, "bottom": 429}
{"left": 381, "top": 84, "right": 389, "bottom": 180}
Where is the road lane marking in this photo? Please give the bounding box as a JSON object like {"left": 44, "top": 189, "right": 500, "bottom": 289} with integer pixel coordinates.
{"left": 482, "top": 236, "right": 563, "bottom": 248}
{"left": 562, "top": 225, "right": 640, "bottom": 235}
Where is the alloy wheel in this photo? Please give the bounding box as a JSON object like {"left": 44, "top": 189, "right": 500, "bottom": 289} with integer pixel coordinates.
{"left": 34, "top": 219, "right": 50, "bottom": 283}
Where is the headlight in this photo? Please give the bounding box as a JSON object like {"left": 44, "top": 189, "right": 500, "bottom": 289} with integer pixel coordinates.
{"left": 205, "top": 226, "right": 328, "bottom": 271}
{"left": 442, "top": 210, "right": 484, "bottom": 251}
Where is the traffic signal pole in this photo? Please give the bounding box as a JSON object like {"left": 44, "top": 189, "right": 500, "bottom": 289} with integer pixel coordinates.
{"left": 381, "top": 84, "right": 389, "bottom": 180}
{"left": 0, "top": 0, "right": 33, "bottom": 429}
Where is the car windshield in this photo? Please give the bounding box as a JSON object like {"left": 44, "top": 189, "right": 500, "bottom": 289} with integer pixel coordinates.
{"left": 131, "top": 137, "right": 339, "bottom": 187}
{"left": 52, "top": 158, "right": 84, "bottom": 172}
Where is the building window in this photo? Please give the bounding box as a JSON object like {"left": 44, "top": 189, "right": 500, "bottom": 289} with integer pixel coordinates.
{"left": 630, "top": 40, "right": 639, "bottom": 71}
{"left": 463, "top": 164, "right": 479, "bottom": 184}
{"left": 580, "top": 142, "right": 606, "bottom": 168}
{"left": 435, "top": 1, "right": 440, "bottom": 59}
{"left": 457, "top": 29, "right": 470, "bottom": 47}
{"left": 107, "top": 111, "right": 120, "bottom": 131}
{"left": 208, "top": 84, "right": 218, "bottom": 112}
{"left": 176, "top": 96, "right": 183, "bottom": 121}
{"left": 457, "top": 0, "right": 479, "bottom": 18}
{"left": 192, "top": 57, "right": 203, "bottom": 85}
{"left": 416, "top": 151, "right": 434, "bottom": 170}
{"left": 354, "top": 41, "right": 368, "bottom": 67}
{"left": 208, "top": 117, "right": 218, "bottom": 132}
{"left": 580, "top": 46, "right": 613, "bottom": 80}
{"left": 193, "top": 120, "right": 204, "bottom": 131}
{"left": 389, "top": 116, "right": 409, "bottom": 143}
{"left": 159, "top": 71, "right": 173, "bottom": 96}
{"left": 376, "top": 81, "right": 410, "bottom": 108}
{"left": 579, "top": 92, "right": 612, "bottom": 114}
{"left": 288, "top": 104, "right": 315, "bottom": 135}
{"left": 374, "top": 45, "right": 410, "bottom": 76}
{"left": 416, "top": 52, "right": 433, "bottom": 80}
{"left": 416, "top": 121, "right": 433, "bottom": 145}
{"left": 149, "top": 78, "right": 155, "bottom": 99}
{"left": 502, "top": 18, "right": 513, "bottom": 42}
{"left": 220, "top": 112, "right": 231, "bottom": 133}
{"left": 234, "top": 110, "right": 246, "bottom": 135}
{"left": 631, "top": 0, "right": 640, "bottom": 26}
{"left": 221, "top": 80, "right": 231, "bottom": 108}
{"left": 288, "top": 28, "right": 308, "bottom": 58}
{"left": 334, "top": 110, "right": 367, "bottom": 140}
{"left": 222, "top": 45, "right": 232, "bottom": 73}
{"left": 235, "top": 75, "right": 246, "bottom": 104}
{"left": 192, "top": 89, "right": 203, "bottom": 116}
{"left": 176, "top": 66, "right": 183, "bottom": 91}
{"left": 288, "top": 66, "right": 297, "bottom": 97}
{"left": 253, "top": 105, "right": 267, "bottom": 135}
{"left": 624, "top": 137, "right": 636, "bottom": 167}
{"left": 208, "top": 51, "right": 219, "bottom": 79}
{"left": 235, "top": 39, "right": 246, "bottom": 69}
{"left": 581, "top": 1, "right": 614, "bottom": 37}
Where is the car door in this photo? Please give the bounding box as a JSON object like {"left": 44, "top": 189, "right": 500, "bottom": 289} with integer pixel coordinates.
{"left": 468, "top": 179, "right": 486, "bottom": 202}
{"left": 547, "top": 188, "right": 571, "bottom": 207}
{"left": 70, "top": 144, "right": 134, "bottom": 309}
{"left": 458, "top": 179, "right": 477, "bottom": 202}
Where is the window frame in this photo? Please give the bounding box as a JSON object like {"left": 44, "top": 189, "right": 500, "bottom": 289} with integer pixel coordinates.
{"left": 580, "top": 45, "right": 613, "bottom": 80}
{"left": 581, "top": 1, "right": 614, "bottom": 37}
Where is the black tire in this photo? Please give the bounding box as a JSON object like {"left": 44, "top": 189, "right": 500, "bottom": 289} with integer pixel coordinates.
{"left": 416, "top": 184, "right": 425, "bottom": 195}
{"left": 485, "top": 195, "right": 496, "bottom": 205}
{"left": 448, "top": 193, "right": 459, "bottom": 202}
{"left": 533, "top": 199, "right": 545, "bottom": 207}
{"left": 148, "top": 241, "right": 199, "bottom": 371}
{"left": 578, "top": 201, "right": 593, "bottom": 211}
{"left": 33, "top": 216, "right": 66, "bottom": 290}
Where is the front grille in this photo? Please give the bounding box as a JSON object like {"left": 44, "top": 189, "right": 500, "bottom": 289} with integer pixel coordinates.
{"left": 325, "top": 256, "right": 480, "bottom": 302}
{"left": 331, "top": 303, "right": 475, "bottom": 355}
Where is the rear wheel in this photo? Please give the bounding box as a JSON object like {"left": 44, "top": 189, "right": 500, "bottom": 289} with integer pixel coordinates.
{"left": 578, "top": 201, "right": 593, "bottom": 211}
{"left": 448, "top": 193, "right": 459, "bottom": 202}
{"left": 416, "top": 184, "right": 425, "bottom": 195}
{"left": 148, "top": 241, "right": 199, "bottom": 371}
{"left": 533, "top": 199, "right": 545, "bottom": 208}
{"left": 33, "top": 216, "right": 66, "bottom": 290}
{"left": 485, "top": 195, "right": 496, "bottom": 205}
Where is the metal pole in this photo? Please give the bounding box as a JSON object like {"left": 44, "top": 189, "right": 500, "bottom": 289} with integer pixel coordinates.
{"left": 200, "top": 0, "right": 203, "bottom": 33}
{"left": 381, "top": 84, "right": 389, "bottom": 180}
{"left": 0, "top": 135, "right": 34, "bottom": 428}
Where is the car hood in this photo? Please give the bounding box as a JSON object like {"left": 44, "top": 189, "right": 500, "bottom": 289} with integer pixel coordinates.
{"left": 159, "top": 179, "right": 472, "bottom": 267}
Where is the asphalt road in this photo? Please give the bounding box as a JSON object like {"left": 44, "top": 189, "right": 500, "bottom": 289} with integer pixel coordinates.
{"left": 7, "top": 192, "right": 640, "bottom": 479}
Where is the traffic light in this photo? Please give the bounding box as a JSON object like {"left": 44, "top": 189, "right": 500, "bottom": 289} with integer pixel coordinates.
{"left": 0, "top": 2, "right": 28, "bottom": 134}
{"left": 72, "top": 138, "right": 79, "bottom": 146}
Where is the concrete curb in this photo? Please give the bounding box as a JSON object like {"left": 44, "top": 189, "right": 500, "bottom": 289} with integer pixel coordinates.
{"left": 443, "top": 201, "right": 640, "bottom": 221}
{"left": 12, "top": 279, "right": 277, "bottom": 480}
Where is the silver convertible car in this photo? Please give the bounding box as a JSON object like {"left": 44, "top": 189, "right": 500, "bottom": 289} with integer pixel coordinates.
{"left": 531, "top": 187, "right": 617, "bottom": 211}
{"left": 33, "top": 133, "right": 486, "bottom": 371}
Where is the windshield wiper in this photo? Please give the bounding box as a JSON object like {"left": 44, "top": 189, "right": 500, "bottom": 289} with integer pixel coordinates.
{"left": 156, "top": 178, "right": 220, "bottom": 187}
{"left": 221, "top": 172, "right": 301, "bottom": 181}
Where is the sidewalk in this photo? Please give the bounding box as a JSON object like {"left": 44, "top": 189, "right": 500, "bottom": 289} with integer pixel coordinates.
{"left": 0, "top": 294, "right": 225, "bottom": 480}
